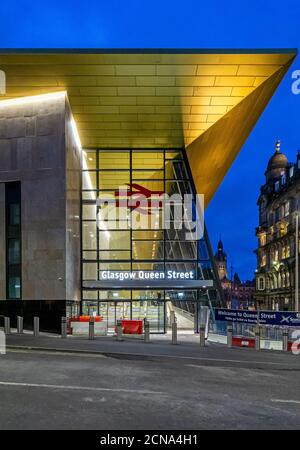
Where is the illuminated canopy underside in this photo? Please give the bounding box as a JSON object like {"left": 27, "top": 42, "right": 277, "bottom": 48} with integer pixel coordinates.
{"left": 0, "top": 49, "right": 296, "bottom": 205}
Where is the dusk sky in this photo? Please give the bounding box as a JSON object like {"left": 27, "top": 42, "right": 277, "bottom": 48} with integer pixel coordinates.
{"left": 0, "top": 0, "right": 299, "bottom": 280}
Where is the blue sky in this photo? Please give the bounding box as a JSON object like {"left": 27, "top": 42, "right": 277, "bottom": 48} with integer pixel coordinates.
{"left": 0, "top": 0, "right": 299, "bottom": 279}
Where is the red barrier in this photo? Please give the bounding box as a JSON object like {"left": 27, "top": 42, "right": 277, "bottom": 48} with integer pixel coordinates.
{"left": 70, "top": 316, "right": 103, "bottom": 323}
{"left": 288, "top": 341, "right": 298, "bottom": 352}
{"left": 232, "top": 337, "right": 255, "bottom": 348}
{"left": 233, "top": 339, "right": 296, "bottom": 352}
{"left": 121, "top": 319, "right": 143, "bottom": 335}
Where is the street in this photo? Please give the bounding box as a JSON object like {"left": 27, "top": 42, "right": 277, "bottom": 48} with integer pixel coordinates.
{"left": 0, "top": 342, "right": 300, "bottom": 429}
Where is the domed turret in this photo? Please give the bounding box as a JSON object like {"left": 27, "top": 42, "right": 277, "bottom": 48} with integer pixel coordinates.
{"left": 265, "top": 140, "right": 288, "bottom": 183}
{"left": 215, "top": 239, "right": 226, "bottom": 261}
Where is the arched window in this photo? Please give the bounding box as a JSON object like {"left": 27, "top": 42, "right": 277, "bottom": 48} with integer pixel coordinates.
{"left": 258, "top": 277, "right": 265, "bottom": 291}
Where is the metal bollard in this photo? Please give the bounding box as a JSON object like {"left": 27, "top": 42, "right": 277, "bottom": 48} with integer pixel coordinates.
{"left": 89, "top": 316, "right": 95, "bottom": 340}
{"left": 61, "top": 317, "right": 67, "bottom": 339}
{"left": 33, "top": 316, "right": 39, "bottom": 337}
{"left": 282, "top": 327, "right": 289, "bottom": 352}
{"left": 171, "top": 320, "right": 177, "bottom": 345}
{"left": 17, "top": 316, "right": 23, "bottom": 334}
{"left": 144, "top": 320, "right": 150, "bottom": 343}
{"left": 227, "top": 323, "right": 233, "bottom": 348}
{"left": 199, "top": 324, "right": 206, "bottom": 347}
{"left": 255, "top": 325, "right": 260, "bottom": 351}
{"left": 4, "top": 317, "right": 10, "bottom": 335}
{"left": 116, "top": 319, "right": 123, "bottom": 341}
{"left": 170, "top": 310, "right": 175, "bottom": 326}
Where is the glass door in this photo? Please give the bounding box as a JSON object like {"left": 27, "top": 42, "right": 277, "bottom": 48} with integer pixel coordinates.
{"left": 132, "top": 290, "right": 165, "bottom": 332}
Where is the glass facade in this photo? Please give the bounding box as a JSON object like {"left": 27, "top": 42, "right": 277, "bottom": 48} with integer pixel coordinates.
{"left": 82, "top": 149, "right": 221, "bottom": 332}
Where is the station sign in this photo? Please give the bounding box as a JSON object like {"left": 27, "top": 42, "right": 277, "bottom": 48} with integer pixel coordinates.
{"left": 215, "top": 308, "right": 300, "bottom": 327}
{"left": 100, "top": 270, "right": 195, "bottom": 281}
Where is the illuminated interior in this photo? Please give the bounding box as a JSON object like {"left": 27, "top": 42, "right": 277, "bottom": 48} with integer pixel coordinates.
{"left": 81, "top": 148, "right": 216, "bottom": 332}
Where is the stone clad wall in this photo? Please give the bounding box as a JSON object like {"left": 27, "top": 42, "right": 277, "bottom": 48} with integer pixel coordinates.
{"left": 0, "top": 95, "right": 81, "bottom": 303}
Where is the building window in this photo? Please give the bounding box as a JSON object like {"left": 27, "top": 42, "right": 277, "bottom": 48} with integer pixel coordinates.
{"left": 5, "top": 182, "right": 21, "bottom": 299}
{"left": 286, "top": 272, "right": 290, "bottom": 287}
{"left": 258, "top": 277, "right": 265, "bottom": 291}
{"left": 290, "top": 166, "right": 294, "bottom": 178}
{"left": 281, "top": 173, "right": 286, "bottom": 185}
{"left": 275, "top": 181, "right": 280, "bottom": 192}
{"left": 279, "top": 223, "right": 287, "bottom": 236}
{"left": 261, "top": 253, "right": 266, "bottom": 267}
{"left": 284, "top": 201, "right": 290, "bottom": 217}
{"left": 286, "top": 245, "right": 290, "bottom": 258}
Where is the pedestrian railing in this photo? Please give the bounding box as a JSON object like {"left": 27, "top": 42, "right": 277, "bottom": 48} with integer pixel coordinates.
{"left": 209, "top": 318, "right": 300, "bottom": 353}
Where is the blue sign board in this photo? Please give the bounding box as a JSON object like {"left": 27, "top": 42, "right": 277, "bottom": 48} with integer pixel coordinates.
{"left": 214, "top": 308, "right": 300, "bottom": 327}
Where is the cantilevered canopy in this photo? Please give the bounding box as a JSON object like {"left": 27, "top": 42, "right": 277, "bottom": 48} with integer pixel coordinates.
{"left": 0, "top": 49, "right": 296, "bottom": 204}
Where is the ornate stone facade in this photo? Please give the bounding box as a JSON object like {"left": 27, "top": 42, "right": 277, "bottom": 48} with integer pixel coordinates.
{"left": 255, "top": 141, "right": 300, "bottom": 311}
{"left": 214, "top": 240, "right": 255, "bottom": 309}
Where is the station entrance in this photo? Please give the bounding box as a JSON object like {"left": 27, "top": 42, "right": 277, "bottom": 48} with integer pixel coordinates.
{"left": 81, "top": 148, "right": 223, "bottom": 333}
{"left": 82, "top": 288, "right": 218, "bottom": 333}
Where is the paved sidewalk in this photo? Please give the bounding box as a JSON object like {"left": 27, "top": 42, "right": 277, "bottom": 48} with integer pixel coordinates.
{"left": 4, "top": 330, "right": 300, "bottom": 367}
